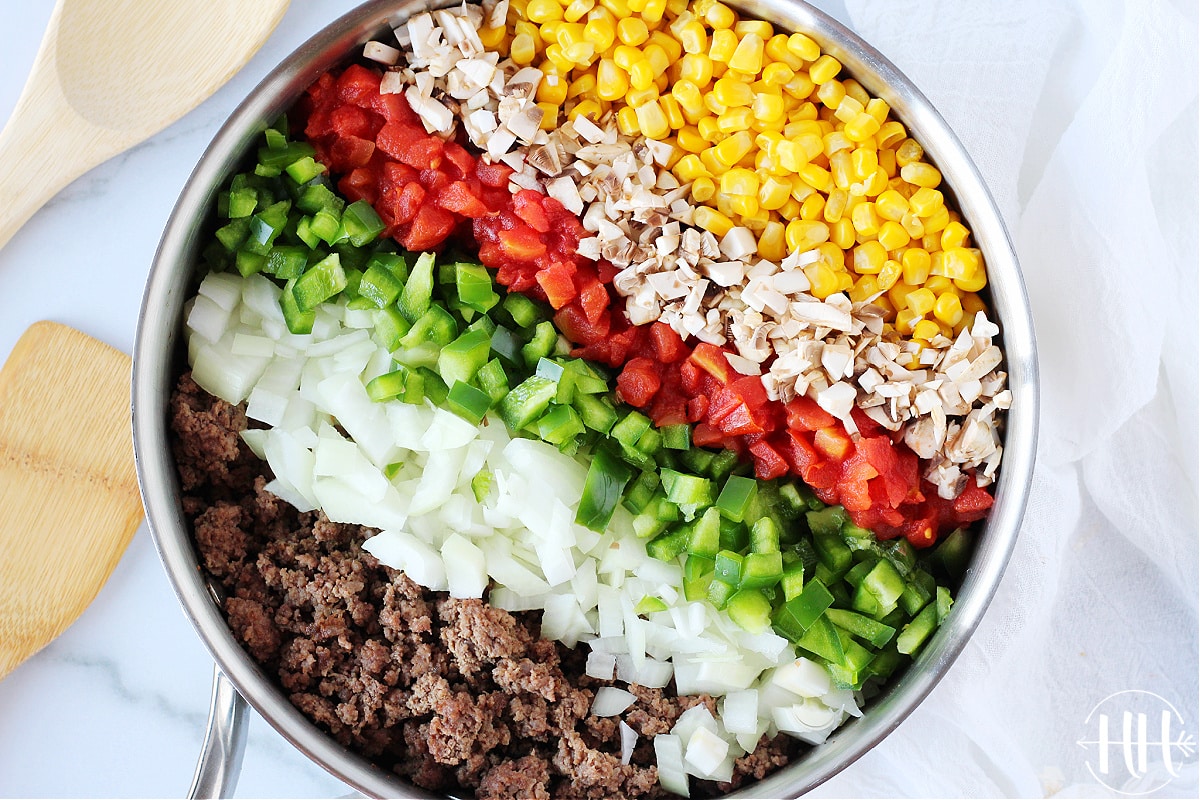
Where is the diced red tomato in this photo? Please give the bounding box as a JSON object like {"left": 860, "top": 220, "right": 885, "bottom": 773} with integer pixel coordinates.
{"left": 401, "top": 204, "right": 457, "bottom": 251}
{"left": 649, "top": 323, "right": 688, "bottom": 363}
{"left": 617, "top": 358, "right": 662, "bottom": 408}
{"left": 748, "top": 438, "right": 789, "bottom": 480}
{"left": 536, "top": 261, "right": 578, "bottom": 309}
{"left": 434, "top": 180, "right": 490, "bottom": 217}
{"left": 814, "top": 426, "right": 854, "bottom": 461}
{"left": 688, "top": 342, "right": 734, "bottom": 384}
{"left": 786, "top": 395, "right": 836, "bottom": 431}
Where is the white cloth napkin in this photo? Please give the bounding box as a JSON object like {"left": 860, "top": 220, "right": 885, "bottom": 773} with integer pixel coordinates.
{"left": 806, "top": 1, "right": 1200, "bottom": 796}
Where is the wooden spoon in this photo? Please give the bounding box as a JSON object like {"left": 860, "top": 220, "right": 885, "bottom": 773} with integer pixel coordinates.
{"left": 0, "top": 322, "right": 143, "bottom": 680}
{"left": 0, "top": 0, "right": 290, "bottom": 252}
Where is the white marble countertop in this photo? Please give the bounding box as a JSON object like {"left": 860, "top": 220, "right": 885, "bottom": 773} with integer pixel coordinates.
{"left": 0, "top": 1, "right": 1195, "bottom": 798}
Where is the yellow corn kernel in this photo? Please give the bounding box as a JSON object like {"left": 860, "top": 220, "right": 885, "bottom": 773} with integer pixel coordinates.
{"left": 527, "top": 0, "right": 564, "bottom": 22}
{"left": 679, "top": 53, "right": 714, "bottom": 86}
{"left": 932, "top": 292, "right": 963, "bottom": 327}
{"left": 536, "top": 70, "right": 568, "bottom": 105}
{"left": 720, "top": 167, "right": 759, "bottom": 196}
{"left": 729, "top": 33, "right": 765, "bottom": 74}
{"left": 531, "top": 101, "right": 556, "bottom": 131}
{"left": 626, "top": 0, "right": 646, "bottom": 11}
{"left": 704, "top": 91, "right": 729, "bottom": 116}
{"left": 830, "top": 150, "right": 853, "bottom": 190}
{"left": 901, "top": 161, "right": 942, "bottom": 189}
{"left": 799, "top": 163, "right": 832, "bottom": 192}
{"left": 644, "top": 43, "right": 670, "bottom": 74}
{"left": 564, "top": 0, "right": 596, "bottom": 21}
{"left": 908, "top": 187, "right": 944, "bottom": 218}
{"left": 911, "top": 318, "right": 941, "bottom": 341}
{"left": 923, "top": 206, "right": 951, "bottom": 238}
{"left": 557, "top": 21, "right": 587, "bottom": 48}
{"left": 845, "top": 112, "right": 882, "bottom": 142}
{"left": 641, "top": 0, "right": 667, "bottom": 23}
{"left": 857, "top": 96, "right": 886, "bottom": 122}
{"left": 786, "top": 32, "right": 821, "bottom": 62}
{"left": 697, "top": 117, "right": 723, "bottom": 145}
{"left": 900, "top": 248, "right": 931, "bottom": 285}
{"left": 600, "top": 0, "right": 630, "bottom": 14}
{"left": 935, "top": 245, "right": 976, "bottom": 280}
{"left": 569, "top": 99, "right": 603, "bottom": 122}
{"left": 816, "top": 79, "right": 846, "bottom": 111}
{"left": 593, "top": 58, "right": 627, "bottom": 101}
{"left": 732, "top": 19, "right": 772, "bottom": 39}
{"left": 952, "top": 264, "right": 986, "bottom": 293}
{"left": 895, "top": 138, "right": 924, "bottom": 167}
{"left": 805, "top": 262, "right": 840, "bottom": 299}
{"left": 836, "top": 270, "right": 855, "bottom": 292}
{"left": 634, "top": 99, "right": 671, "bottom": 139}
{"left": 895, "top": 308, "right": 922, "bottom": 334}
{"left": 874, "top": 258, "right": 900, "bottom": 291}
{"left": 674, "top": 17, "right": 708, "bottom": 54}
{"left": 584, "top": 17, "right": 616, "bottom": 51}
{"left": 941, "top": 221, "right": 971, "bottom": 251}
{"left": 717, "top": 107, "right": 754, "bottom": 133}
{"left": 876, "top": 120, "right": 906, "bottom": 150}
{"left": 625, "top": 86, "right": 658, "bottom": 108}
{"left": 821, "top": 131, "right": 852, "bottom": 159}
{"left": 792, "top": 132, "right": 822, "bottom": 162}
{"left": 828, "top": 216, "right": 854, "bottom": 249}
{"left": 694, "top": 205, "right": 735, "bottom": 237}
{"left": 479, "top": 24, "right": 508, "bottom": 49}
{"left": 629, "top": 59, "right": 656, "bottom": 91}
{"left": 760, "top": 63, "right": 794, "bottom": 89}
{"left": 617, "top": 16, "right": 650, "bottom": 45}
{"left": 713, "top": 129, "right": 754, "bottom": 166}
{"left": 647, "top": 30, "right": 682, "bottom": 60}
{"left": 673, "top": 153, "right": 710, "bottom": 181}
{"left": 713, "top": 77, "right": 754, "bottom": 108}
{"left": 877, "top": 220, "right": 910, "bottom": 251}
{"left": 878, "top": 146, "right": 898, "bottom": 177}
{"left": 808, "top": 54, "right": 841, "bottom": 85}
{"left": 834, "top": 94, "right": 865, "bottom": 124}
{"left": 754, "top": 220, "right": 786, "bottom": 261}
{"left": 690, "top": 176, "right": 717, "bottom": 203}
{"left": 568, "top": 72, "right": 597, "bottom": 99}
{"left": 796, "top": 192, "right": 822, "bottom": 220}
{"left": 673, "top": 79, "right": 710, "bottom": 119}
{"left": 656, "top": 95, "right": 683, "bottom": 129}
{"left": 544, "top": 44, "right": 574, "bottom": 73}
{"left": 779, "top": 197, "right": 802, "bottom": 220}
{"left": 710, "top": 28, "right": 739, "bottom": 62}
{"left": 563, "top": 41, "right": 596, "bottom": 67}
{"left": 616, "top": 104, "right": 640, "bottom": 136}
{"left": 539, "top": 21, "right": 563, "bottom": 45}
{"left": 730, "top": 194, "right": 759, "bottom": 217}
{"left": 849, "top": 274, "right": 880, "bottom": 303}
{"left": 704, "top": 1, "right": 736, "bottom": 28}
{"left": 874, "top": 189, "right": 909, "bottom": 222}
{"left": 780, "top": 73, "right": 815, "bottom": 103}
{"left": 852, "top": 240, "right": 888, "bottom": 274}
{"left": 613, "top": 44, "right": 642, "bottom": 70}
{"left": 511, "top": 32, "right": 538, "bottom": 65}
{"left": 755, "top": 130, "right": 783, "bottom": 153}
{"left": 764, "top": 34, "right": 802, "bottom": 69}
{"left": 925, "top": 273, "right": 953, "bottom": 296}
{"left": 785, "top": 219, "right": 830, "bottom": 251}
{"left": 850, "top": 146, "right": 878, "bottom": 178}
{"left": 905, "top": 287, "right": 936, "bottom": 316}
{"left": 900, "top": 210, "right": 925, "bottom": 239}
{"left": 757, "top": 176, "right": 791, "bottom": 211}
{"left": 821, "top": 186, "right": 847, "bottom": 222}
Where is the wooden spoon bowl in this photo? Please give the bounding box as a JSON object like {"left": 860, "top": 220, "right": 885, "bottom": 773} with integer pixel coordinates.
{"left": 0, "top": 0, "right": 290, "bottom": 252}
{"left": 0, "top": 322, "right": 143, "bottom": 679}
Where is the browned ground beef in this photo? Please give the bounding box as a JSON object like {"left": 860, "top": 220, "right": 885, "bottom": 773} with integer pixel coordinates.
{"left": 170, "top": 372, "right": 802, "bottom": 798}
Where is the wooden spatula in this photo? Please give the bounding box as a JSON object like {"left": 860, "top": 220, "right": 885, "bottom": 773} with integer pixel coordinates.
{"left": 0, "top": 322, "right": 143, "bottom": 679}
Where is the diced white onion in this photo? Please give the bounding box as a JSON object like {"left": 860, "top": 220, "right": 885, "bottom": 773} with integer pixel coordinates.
{"left": 619, "top": 721, "right": 638, "bottom": 765}
{"left": 591, "top": 687, "right": 636, "bottom": 717}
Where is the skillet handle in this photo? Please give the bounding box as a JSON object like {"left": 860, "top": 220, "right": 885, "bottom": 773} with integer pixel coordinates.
{"left": 189, "top": 665, "right": 249, "bottom": 799}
